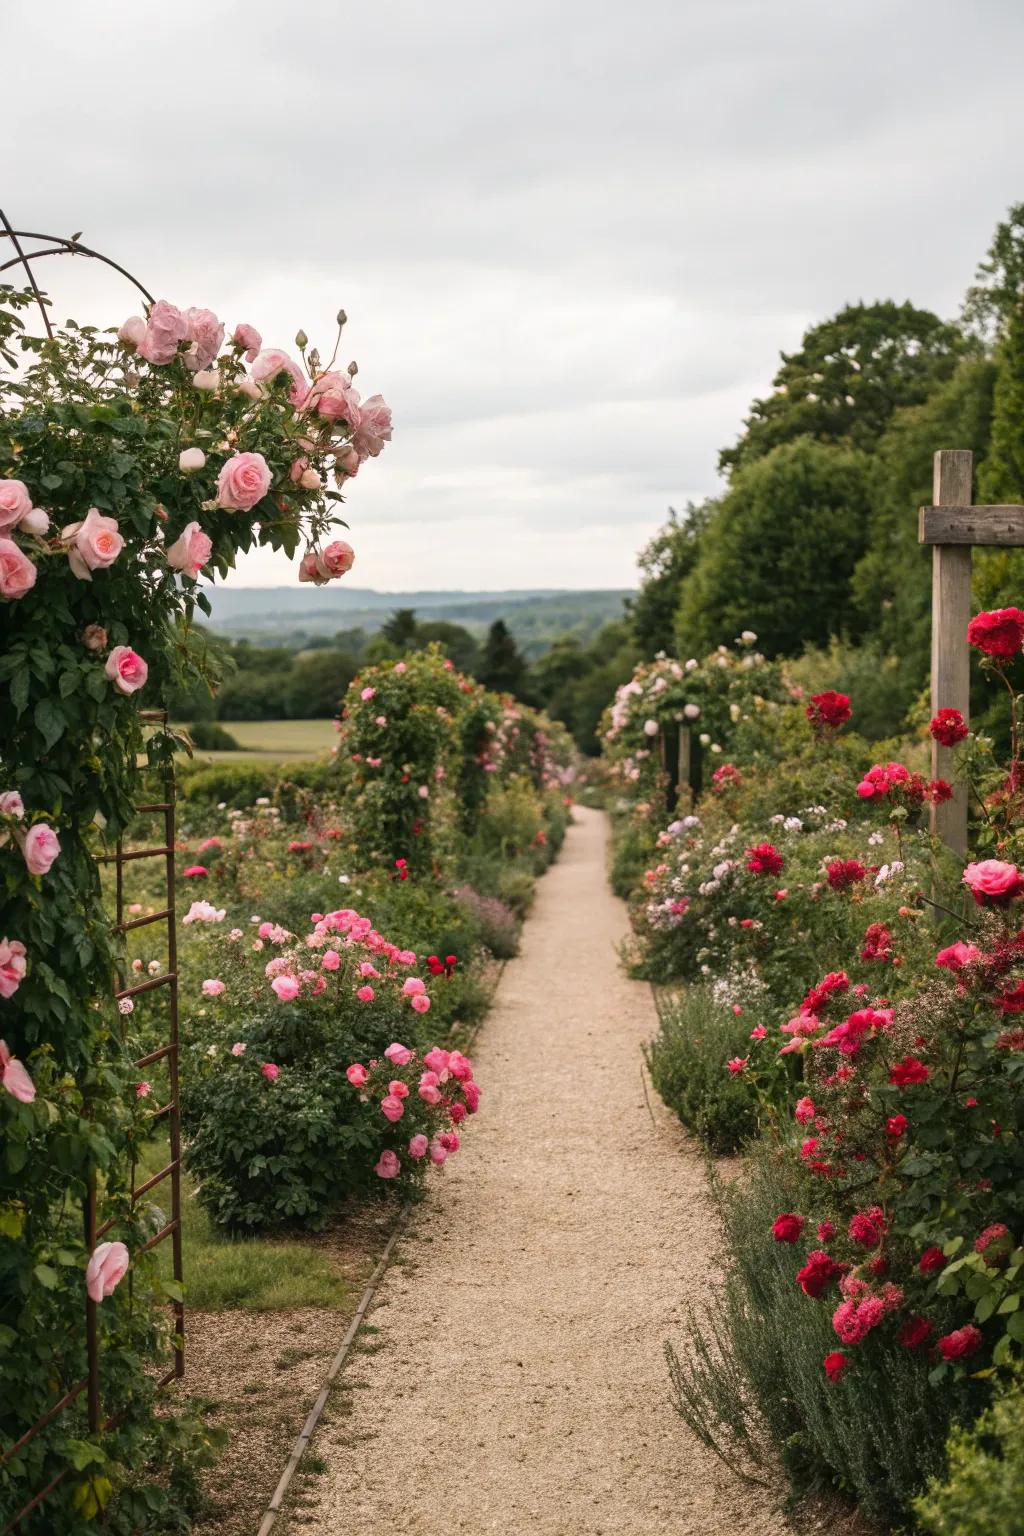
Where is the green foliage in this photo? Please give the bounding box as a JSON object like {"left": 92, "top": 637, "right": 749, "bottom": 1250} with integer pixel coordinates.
{"left": 186, "top": 720, "right": 240, "bottom": 751}
{"left": 645, "top": 988, "right": 767, "bottom": 1152}
{"left": 915, "top": 1371, "right": 1024, "bottom": 1535}
{"left": 628, "top": 504, "right": 712, "bottom": 657}
{"left": 479, "top": 618, "right": 527, "bottom": 696}
{"left": 719, "top": 300, "right": 964, "bottom": 473}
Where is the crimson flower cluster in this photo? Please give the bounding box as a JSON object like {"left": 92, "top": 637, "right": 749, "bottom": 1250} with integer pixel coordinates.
{"left": 855, "top": 761, "right": 951, "bottom": 805}
{"left": 967, "top": 607, "right": 1024, "bottom": 661}
{"left": 806, "top": 690, "right": 851, "bottom": 735}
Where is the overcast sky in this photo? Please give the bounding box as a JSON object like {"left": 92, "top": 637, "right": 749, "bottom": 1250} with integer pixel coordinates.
{"left": 5, "top": 1, "right": 1023, "bottom": 591}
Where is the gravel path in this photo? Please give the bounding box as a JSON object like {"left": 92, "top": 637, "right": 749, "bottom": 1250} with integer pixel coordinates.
{"left": 305, "top": 807, "right": 789, "bottom": 1535}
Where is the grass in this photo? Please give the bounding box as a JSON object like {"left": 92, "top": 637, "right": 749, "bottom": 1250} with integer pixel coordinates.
{"left": 175, "top": 719, "right": 337, "bottom": 765}
{"left": 136, "top": 1137, "right": 358, "bottom": 1311}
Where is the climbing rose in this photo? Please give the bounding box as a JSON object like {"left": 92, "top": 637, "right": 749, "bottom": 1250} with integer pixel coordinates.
{"left": 0, "top": 479, "right": 32, "bottom": 530}
{"left": 889, "top": 1056, "right": 929, "bottom": 1086}
{"left": 307, "top": 370, "right": 362, "bottom": 425}
{"left": 86, "top": 1241, "right": 130, "bottom": 1302}
{"left": 0, "top": 1037, "right": 35, "bottom": 1102}
{"left": 967, "top": 607, "right": 1024, "bottom": 660}
{"left": 937, "top": 1325, "right": 983, "bottom": 1361}
{"left": 352, "top": 394, "right": 393, "bottom": 459}
{"left": 861, "top": 923, "right": 892, "bottom": 962}
{"left": 0, "top": 939, "right": 27, "bottom": 1000}
{"left": 61, "top": 507, "right": 124, "bottom": 579}
{"left": 772, "top": 1213, "right": 805, "bottom": 1243}
{"left": 797, "top": 1250, "right": 842, "bottom": 1298}
{"left": 919, "top": 1247, "right": 946, "bottom": 1274}
{"left": 105, "top": 646, "right": 148, "bottom": 695}
{"left": 887, "top": 1114, "right": 908, "bottom": 1139}
{"left": 823, "top": 1351, "right": 850, "bottom": 1382}
{"left": 0, "top": 539, "right": 37, "bottom": 599}
{"left": 216, "top": 451, "right": 272, "bottom": 511}
{"left": 794, "top": 1097, "right": 816, "bottom": 1126}
{"left": 251, "top": 349, "right": 307, "bottom": 405}
{"left": 975, "top": 1223, "right": 1013, "bottom": 1264}
{"left": 806, "top": 691, "right": 851, "bottom": 733}
{"left": 963, "top": 859, "right": 1024, "bottom": 906}
{"left": 138, "top": 300, "right": 187, "bottom": 364}
{"left": 930, "top": 708, "right": 969, "bottom": 746}
{"left": 23, "top": 823, "right": 60, "bottom": 876}
{"left": 320, "top": 540, "right": 355, "bottom": 577}
{"left": 182, "top": 306, "right": 225, "bottom": 371}
{"left": 165, "top": 521, "right": 212, "bottom": 578}
{"left": 746, "top": 842, "right": 784, "bottom": 876}
{"left": 232, "top": 323, "right": 262, "bottom": 361}
{"left": 375, "top": 1149, "right": 400, "bottom": 1179}
{"left": 82, "top": 624, "right": 107, "bottom": 651}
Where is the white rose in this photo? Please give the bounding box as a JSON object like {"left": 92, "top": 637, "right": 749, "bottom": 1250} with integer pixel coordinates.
{"left": 118, "top": 315, "right": 147, "bottom": 348}
{"left": 192, "top": 370, "right": 219, "bottom": 392}
{"left": 179, "top": 447, "right": 207, "bottom": 473}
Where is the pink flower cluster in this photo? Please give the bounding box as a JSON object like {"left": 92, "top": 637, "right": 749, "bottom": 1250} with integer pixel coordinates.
{"left": 347, "top": 1042, "right": 481, "bottom": 1181}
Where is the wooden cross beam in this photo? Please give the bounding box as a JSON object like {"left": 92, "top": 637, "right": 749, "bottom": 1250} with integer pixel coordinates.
{"left": 918, "top": 449, "right": 1024, "bottom": 858}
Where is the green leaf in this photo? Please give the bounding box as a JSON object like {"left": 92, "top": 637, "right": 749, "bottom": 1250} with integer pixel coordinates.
{"left": 161, "top": 1279, "right": 185, "bottom": 1304}
{"left": 33, "top": 1263, "right": 59, "bottom": 1290}
{"left": 64, "top": 1439, "right": 107, "bottom": 1471}
{"left": 1007, "top": 1310, "right": 1024, "bottom": 1341}
{"left": 998, "top": 1293, "right": 1022, "bottom": 1314}
{"left": 10, "top": 666, "right": 29, "bottom": 716}
{"left": 34, "top": 698, "right": 66, "bottom": 751}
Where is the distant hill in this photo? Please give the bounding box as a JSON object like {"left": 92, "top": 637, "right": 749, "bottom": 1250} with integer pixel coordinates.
{"left": 199, "top": 586, "right": 632, "bottom": 656}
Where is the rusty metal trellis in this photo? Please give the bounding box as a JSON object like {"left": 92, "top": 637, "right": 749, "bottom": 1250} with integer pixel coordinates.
{"left": 0, "top": 221, "right": 182, "bottom": 1534}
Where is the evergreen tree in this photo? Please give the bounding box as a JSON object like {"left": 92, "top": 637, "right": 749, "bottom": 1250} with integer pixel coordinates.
{"left": 479, "top": 620, "right": 527, "bottom": 695}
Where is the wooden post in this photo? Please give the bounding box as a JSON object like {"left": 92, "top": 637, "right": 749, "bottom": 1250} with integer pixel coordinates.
{"left": 929, "top": 449, "right": 973, "bottom": 859}
{"left": 677, "top": 726, "right": 691, "bottom": 809}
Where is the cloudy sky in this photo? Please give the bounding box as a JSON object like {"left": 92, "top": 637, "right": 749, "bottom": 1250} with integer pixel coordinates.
{"left": 5, "top": 1, "right": 1023, "bottom": 591}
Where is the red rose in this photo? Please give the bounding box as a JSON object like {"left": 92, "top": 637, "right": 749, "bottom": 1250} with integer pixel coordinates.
{"left": 930, "top": 708, "right": 969, "bottom": 747}
{"left": 827, "top": 858, "right": 867, "bottom": 891}
{"left": 967, "top": 607, "right": 1024, "bottom": 660}
{"left": 889, "top": 1056, "right": 929, "bottom": 1086}
{"left": 861, "top": 923, "right": 893, "bottom": 963}
{"left": 802, "top": 971, "right": 850, "bottom": 1015}
{"left": 897, "top": 1315, "right": 933, "bottom": 1350}
{"left": 975, "top": 1223, "right": 1013, "bottom": 1264}
{"left": 886, "top": 1113, "right": 908, "bottom": 1139}
{"left": 817, "top": 1220, "right": 836, "bottom": 1243}
{"left": 937, "top": 1324, "right": 983, "bottom": 1362}
{"left": 848, "top": 1207, "right": 886, "bottom": 1248}
{"left": 772, "top": 1212, "right": 805, "bottom": 1244}
{"left": 823, "top": 1350, "right": 850, "bottom": 1382}
{"left": 807, "top": 691, "right": 852, "bottom": 733}
{"left": 918, "top": 1246, "right": 946, "bottom": 1274}
{"left": 994, "top": 981, "right": 1024, "bottom": 1013}
{"left": 746, "top": 842, "right": 784, "bottom": 877}
{"left": 796, "top": 1250, "right": 842, "bottom": 1298}
{"left": 926, "top": 779, "right": 953, "bottom": 804}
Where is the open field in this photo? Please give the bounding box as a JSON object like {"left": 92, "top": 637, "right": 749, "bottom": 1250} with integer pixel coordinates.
{"left": 177, "top": 718, "right": 337, "bottom": 765}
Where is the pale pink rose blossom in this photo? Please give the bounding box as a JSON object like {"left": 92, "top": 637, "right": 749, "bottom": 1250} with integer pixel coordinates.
{"left": 117, "top": 315, "right": 147, "bottom": 349}
{"left": 0, "top": 1036, "right": 35, "bottom": 1102}
{"left": 105, "top": 646, "right": 148, "bottom": 696}
{"left": 191, "top": 370, "right": 219, "bottom": 391}
{"left": 408, "top": 1134, "right": 429, "bottom": 1159}
{"left": 82, "top": 624, "right": 107, "bottom": 652}
{"left": 251, "top": 349, "right": 307, "bottom": 406}
{"left": 181, "top": 307, "right": 225, "bottom": 371}
{"left": 352, "top": 394, "right": 393, "bottom": 460}
{"left": 261, "top": 1062, "right": 280, "bottom": 1082}
{"left": 0, "top": 792, "right": 24, "bottom": 820}
{"left": 321, "top": 541, "right": 354, "bottom": 578}
{"left": 233, "top": 323, "right": 262, "bottom": 362}
{"left": 321, "top": 949, "right": 341, "bottom": 971}
{"left": 0, "top": 479, "right": 32, "bottom": 531}
{"left": 178, "top": 447, "right": 207, "bottom": 473}
{"left": 271, "top": 975, "right": 300, "bottom": 1002}
{"left": 62, "top": 507, "right": 124, "bottom": 579}
{"left": 165, "top": 521, "right": 213, "bottom": 579}
{"left": 138, "top": 300, "right": 188, "bottom": 365}
{"left": 231, "top": 1042, "right": 247, "bottom": 1057}
{"left": 202, "top": 979, "right": 226, "bottom": 997}
{"left": 216, "top": 452, "right": 272, "bottom": 512}
{"left": 306, "top": 370, "right": 361, "bottom": 426}
{"left": 0, "top": 539, "right": 37, "bottom": 599}
{"left": 335, "top": 445, "right": 359, "bottom": 477}
{"left": 0, "top": 940, "right": 27, "bottom": 1002}
{"left": 85, "top": 1241, "right": 129, "bottom": 1302}
{"left": 23, "top": 823, "right": 60, "bottom": 876}
{"left": 401, "top": 978, "right": 425, "bottom": 997}
{"left": 384, "top": 1041, "right": 414, "bottom": 1064}
{"left": 298, "top": 550, "right": 329, "bottom": 585}
{"left": 429, "top": 1143, "right": 448, "bottom": 1166}
{"left": 236, "top": 374, "right": 263, "bottom": 401}
{"left": 375, "top": 1149, "right": 401, "bottom": 1179}
{"left": 361, "top": 687, "right": 376, "bottom": 701}
{"left": 136, "top": 1081, "right": 152, "bottom": 1099}
{"left": 19, "top": 507, "right": 49, "bottom": 537}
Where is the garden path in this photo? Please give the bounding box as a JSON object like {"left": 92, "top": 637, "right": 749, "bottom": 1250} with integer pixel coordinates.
{"left": 305, "top": 807, "right": 789, "bottom": 1535}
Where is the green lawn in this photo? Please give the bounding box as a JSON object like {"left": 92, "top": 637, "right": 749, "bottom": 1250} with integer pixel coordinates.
{"left": 176, "top": 718, "right": 338, "bottom": 765}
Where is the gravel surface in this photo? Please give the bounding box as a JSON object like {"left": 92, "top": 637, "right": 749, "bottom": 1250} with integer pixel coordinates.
{"left": 304, "top": 807, "right": 791, "bottom": 1534}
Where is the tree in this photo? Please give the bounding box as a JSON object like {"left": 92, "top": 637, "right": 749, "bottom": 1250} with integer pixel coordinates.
{"left": 963, "top": 202, "right": 1024, "bottom": 342}
{"left": 479, "top": 619, "right": 527, "bottom": 695}
{"left": 381, "top": 607, "right": 418, "bottom": 648}
{"left": 285, "top": 649, "right": 359, "bottom": 718}
{"left": 719, "top": 302, "right": 965, "bottom": 474}
{"left": 414, "top": 620, "right": 480, "bottom": 675}
{"left": 676, "top": 438, "right": 872, "bottom": 657}
{"left": 628, "top": 502, "right": 714, "bottom": 657}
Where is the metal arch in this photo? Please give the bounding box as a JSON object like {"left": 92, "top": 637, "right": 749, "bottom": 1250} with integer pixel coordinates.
{"left": 0, "top": 210, "right": 155, "bottom": 341}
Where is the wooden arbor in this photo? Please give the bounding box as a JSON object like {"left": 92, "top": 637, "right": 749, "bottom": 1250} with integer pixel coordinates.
{"left": 920, "top": 448, "right": 1024, "bottom": 857}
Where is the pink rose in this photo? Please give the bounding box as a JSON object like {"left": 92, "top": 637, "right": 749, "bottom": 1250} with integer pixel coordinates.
{"left": 251, "top": 349, "right": 307, "bottom": 406}
{"left": 346, "top": 1063, "right": 368, "bottom": 1086}
{"left": 352, "top": 394, "right": 393, "bottom": 460}
{"left": 85, "top": 1240, "right": 130, "bottom": 1302}
{"left": 361, "top": 687, "right": 376, "bottom": 702}
{"left": 375, "top": 1149, "right": 401, "bottom": 1179}
{"left": 384, "top": 1041, "right": 414, "bottom": 1066}
{"left": 429, "top": 1143, "right": 448, "bottom": 1166}
{"left": 411, "top": 994, "right": 431, "bottom": 1014}
{"left": 447, "top": 1051, "right": 473, "bottom": 1082}
{"left": 178, "top": 447, "right": 206, "bottom": 473}
{"left": 463, "top": 1081, "right": 481, "bottom": 1113}
{"left": 418, "top": 1079, "right": 442, "bottom": 1106}
{"left": 298, "top": 550, "right": 329, "bottom": 585}
{"left": 233, "top": 323, "right": 262, "bottom": 362}
{"left": 118, "top": 315, "right": 147, "bottom": 349}
{"left": 321, "top": 540, "right": 355, "bottom": 578}
{"left": 335, "top": 445, "right": 359, "bottom": 477}
{"left": 19, "top": 508, "right": 49, "bottom": 538}
{"left": 216, "top": 452, "right": 272, "bottom": 512}
{"left": 0, "top": 1036, "right": 34, "bottom": 1101}
{"left": 963, "top": 859, "right": 1024, "bottom": 906}
{"left": 82, "top": 624, "right": 107, "bottom": 652}
{"left": 408, "top": 1133, "right": 429, "bottom": 1159}
{"left": 105, "top": 646, "right": 148, "bottom": 696}
{"left": 381, "top": 1094, "right": 405, "bottom": 1122}
{"left": 0, "top": 791, "right": 24, "bottom": 819}
{"left": 23, "top": 823, "right": 60, "bottom": 876}
{"left": 271, "top": 975, "right": 300, "bottom": 1002}
{"left": 388, "top": 1080, "right": 410, "bottom": 1099}
{"left": 261, "top": 1062, "right": 280, "bottom": 1082}
{"left": 202, "top": 979, "right": 225, "bottom": 997}
{"left": 401, "top": 978, "right": 425, "bottom": 997}
{"left": 322, "top": 949, "right": 341, "bottom": 971}
{"left": 138, "top": 300, "right": 188, "bottom": 365}
{"left": 306, "top": 370, "right": 362, "bottom": 426}
{"left": 0, "top": 939, "right": 27, "bottom": 1000}
{"left": 0, "top": 538, "right": 37, "bottom": 600}
{"left": 423, "top": 1047, "right": 450, "bottom": 1076}
{"left": 62, "top": 507, "right": 124, "bottom": 579}
{"left": 182, "top": 306, "right": 225, "bottom": 371}
{"left": 0, "top": 479, "right": 32, "bottom": 532}
{"left": 356, "top": 985, "right": 375, "bottom": 1002}
{"left": 231, "top": 1042, "right": 246, "bottom": 1056}
{"left": 165, "top": 521, "right": 213, "bottom": 579}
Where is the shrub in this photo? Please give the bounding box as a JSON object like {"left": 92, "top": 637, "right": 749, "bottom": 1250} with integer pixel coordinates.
{"left": 453, "top": 886, "right": 520, "bottom": 960}
{"left": 178, "top": 759, "right": 282, "bottom": 807}
{"left": 187, "top": 720, "right": 241, "bottom": 751}
{"left": 915, "top": 1371, "right": 1024, "bottom": 1535}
